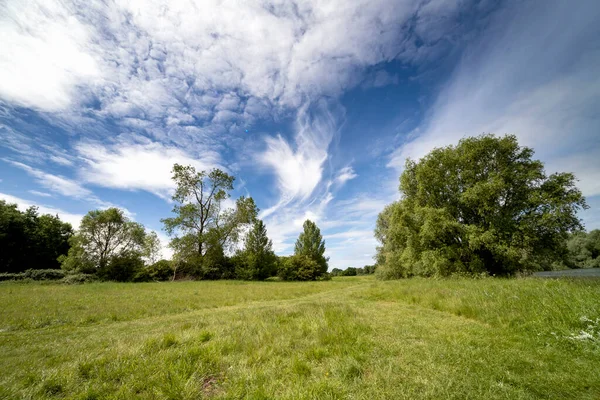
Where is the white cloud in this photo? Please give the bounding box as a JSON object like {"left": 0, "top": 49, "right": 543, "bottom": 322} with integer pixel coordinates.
{"left": 258, "top": 101, "right": 342, "bottom": 217}
{"left": 0, "top": 192, "right": 84, "bottom": 228}
{"left": 75, "top": 139, "right": 222, "bottom": 199}
{"left": 6, "top": 160, "right": 93, "bottom": 199}
{"left": 28, "top": 190, "right": 53, "bottom": 198}
{"left": 0, "top": 0, "right": 100, "bottom": 111}
{"left": 0, "top": 0, "right": 469, "bottom": 123}
{"left": 389, "top": 0, "right": 600, "bottom": 199}
{"left": 335, "top": 166, "right": 358, "bottom": 185}
{"left": 4, "top": 160, "right": 135, "bottom": 217}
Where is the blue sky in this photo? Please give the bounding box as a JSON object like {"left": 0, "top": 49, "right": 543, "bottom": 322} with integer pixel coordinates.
{"left": 1, "top": 0, "right": 599, "bottom": 269}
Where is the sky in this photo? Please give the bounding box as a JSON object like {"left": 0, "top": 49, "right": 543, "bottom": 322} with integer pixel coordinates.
{"left": 1, "top": 0, "right": 599, "bottom": 269}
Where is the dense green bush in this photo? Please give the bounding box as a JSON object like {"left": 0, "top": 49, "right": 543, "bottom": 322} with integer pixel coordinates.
{"left": 278, "top": 255, "right": 324, "bottom": 281}
{"left": 23, "top": 269, "right": 65, "bottom": 280}
{"left": 0, "top": 269, "right": 65, "bottom": 281}
{"left": 98, "top": 254, "right": 144, "bottom": 282}
{"left": 0, "top": 273, "right": 22, "bottom": 281}
{"left": 61, "top": 274, "right": 98, "bottom": 284}
{"left": 566, "top": 230, "right": 600, "bottom": 268}
{"left": 143, "top": 260, "right": 173, "bottom": 281}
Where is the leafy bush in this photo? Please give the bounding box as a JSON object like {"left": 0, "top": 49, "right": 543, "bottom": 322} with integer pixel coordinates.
{"left": 0, "top": 272, "right": 23, "bottom": 281}
{"left": 0, "top": 269, "right": 65, "bottom": 281}
{"left": 23, "top": 269, "right": 65, "bottom": 280}
{"left": 278, "top": 255, "right": 324, "bottom": 281}
{"left": 146, "top": 260, "right": 174, "bottom": 281}
{"left": 61, "top": 274, "right": 98, "bottom": 284}
{"left": 98, "top": 253, "right": 144, "bottom": 282}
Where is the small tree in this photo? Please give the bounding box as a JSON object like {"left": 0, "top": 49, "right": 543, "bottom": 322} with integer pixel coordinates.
{"left": 162, "top": 164, "right": 258, "bottom": 278}
{"left": 294, "top": 220, "right": 328, "bottom": 275}
{"left": 60, "top": 208, "right": 146, "bottom": 278}
{"left": 237, "top": 219, "right": 277, "bottom": 280}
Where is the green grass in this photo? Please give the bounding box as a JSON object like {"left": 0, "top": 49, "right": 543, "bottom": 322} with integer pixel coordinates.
{"left": 1, "top": 276, "right": 599, "bottom": 399}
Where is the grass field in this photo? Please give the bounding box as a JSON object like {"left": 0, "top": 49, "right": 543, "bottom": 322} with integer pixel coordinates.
{"left": 1, "top": 277, "right": 599, "bottom": 399}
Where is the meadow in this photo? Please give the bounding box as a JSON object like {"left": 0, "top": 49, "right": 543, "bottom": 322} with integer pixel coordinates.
{"left": 1, "top": 276, "right": 599, "bottom": 399}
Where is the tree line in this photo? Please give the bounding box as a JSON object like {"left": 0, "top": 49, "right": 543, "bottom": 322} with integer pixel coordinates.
{"left": 0, "top": 164, "right": 331, "bottom": 282}
{"left": 1, "top": 134, "right": 597, "bottom": 282}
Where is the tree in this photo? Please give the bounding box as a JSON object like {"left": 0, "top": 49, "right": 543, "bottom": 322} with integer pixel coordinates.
{"left": 294, "top": 220, "right": 328, "bottom": 275}
{"left": 375, "top": 134, "right": 587, "bottom": 278}
{"left": 236, "top": 219, "right": 277, "bottom": 280}
{"left": 60, "top": 208, "right": 146, "bottom": 277}
{"left": 161, "top": 164, "right": 258, "bottom": 278}
{"left": 142, "top": 231, "right": 162, "bottom": 265}
{"left": 0, "top": 201, "right": 73, "bottom": 272}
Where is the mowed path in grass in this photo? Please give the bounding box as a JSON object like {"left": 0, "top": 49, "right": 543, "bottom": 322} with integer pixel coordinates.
{"left": 1, "top": 277, "right": 599, "bottom": 399}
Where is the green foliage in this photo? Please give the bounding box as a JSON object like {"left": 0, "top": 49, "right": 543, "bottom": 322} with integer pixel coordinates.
{"left": 98, "top": 252, "right": 144, "bottom": 282}
{"left": 376, "top": 134, "right": 587, "bottom": 278}
{"left": 278, "top": 254, "right": 324, "bottom": 281}
{"left": 566, "top": 230, "right": 600, "bottom": 268}
{"left": 236, "top": 219, "right": 277, "bottom": 280}
{"left": 0, "top": 200, "right": 73, "bottom": 272}
{"left": 60, "top": 208, "right": 147, "bottom": 280}
{"left": 146, "top": 260, "right": 174, "bottom": 281}
{"left": 162, "top": 164, "right": 258, "bottom": 278}
{"left": 294, "top": 220, "right": 328, "bottom": 275}
{"left": 60, "top": 273, "right": 98, "bottom": 285}
{"left": 0, "top": 269, "right": 65, "bottom": 281}
{"left": 142, "top": 231, "right": 162, "bottom": 265}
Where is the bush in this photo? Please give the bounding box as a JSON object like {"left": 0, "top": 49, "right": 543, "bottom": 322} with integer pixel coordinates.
{"left": 23, "top": 269, "right": 65, "bottom": 280}
{"left": 0, "top": 269, "right": 65, "bottom": 281}
{"left": 278, "top": 255, "right": 325, "bottom": 281}
{"left": 61, "top": 274, "right": 98, "bottom": 284}
{"left": 98, "top": 254, "right": 144, "bottom": 282}
{"left": 0, "top": 272, "right": 24, "bottom": 281}
{"left": 144, "top": 260, "right": 173, "bottom": 281}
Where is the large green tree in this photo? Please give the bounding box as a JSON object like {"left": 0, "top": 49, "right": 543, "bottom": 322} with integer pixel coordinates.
{"left": 0, "top": 201, "right": 73, "bottom": 272}
{"left": 375, "top": 134, "right": 587, "bottom": 278}
{"left": 60, "top": 208, "right": 146, "bottom": 278}
{"left": 236, "top": 219, "right": 277, "bottom": 280}
{"left": 294, "top": 219, "right": 328, "bottom": 275}
{"left": 161, "top": 164, "right": 258, "bottom": 278}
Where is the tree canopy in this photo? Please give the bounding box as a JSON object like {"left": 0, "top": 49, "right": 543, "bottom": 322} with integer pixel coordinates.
{"left": 375, "top": 134, "right": 587, "bottom": 278}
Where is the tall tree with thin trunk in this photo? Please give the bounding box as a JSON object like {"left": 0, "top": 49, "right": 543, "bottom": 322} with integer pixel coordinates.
{"left": 161, "top": 164, "right": 258, "bottom": 274}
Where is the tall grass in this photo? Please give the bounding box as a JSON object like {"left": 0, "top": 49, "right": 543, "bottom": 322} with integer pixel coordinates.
{"left": 1, "top": 277, "right": 598, "bottom": 399}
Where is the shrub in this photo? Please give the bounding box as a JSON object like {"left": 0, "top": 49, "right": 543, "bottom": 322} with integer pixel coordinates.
{"left": 278, "top": 255, "right": 324, "bottom": 281}
{"left": 23, "top": 269, "right": 65, "bottom": 280}
{"left": 61, "top": 274, "right": 98, "bottom": 284}
{"left": 98, "top": 253, "right": 144, "bottom": 282}
{"left": 146, "top": 260, "right": 174, "bottom": 281}
{"left": 0, "top": 269, "right": 65, "bottom": 281}
{"left": 0, "top": 272, "right": 24, "bottom": 281}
